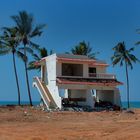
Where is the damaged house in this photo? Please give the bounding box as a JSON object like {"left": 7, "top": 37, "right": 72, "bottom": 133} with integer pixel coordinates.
{"left": 33, "top": 54, "right": 122, "bottom": 110}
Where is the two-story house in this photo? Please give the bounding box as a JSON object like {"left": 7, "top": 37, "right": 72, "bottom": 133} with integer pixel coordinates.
{"left": 33, "top": 53, "right": 122, "bottom": 110}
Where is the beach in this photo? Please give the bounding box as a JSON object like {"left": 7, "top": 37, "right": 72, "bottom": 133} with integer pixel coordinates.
{"left": 0, "top": 106, "right": 140, "bottom": 140}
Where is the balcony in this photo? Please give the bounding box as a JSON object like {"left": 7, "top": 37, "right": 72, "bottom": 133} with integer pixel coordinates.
{"left": 59, "top": 73, "right": 116, "bottom": 80}
{"left": 56, "top": 73, "right": 122, "bottom": 86}
{"left": 89, "top": 73, "right": 116, "bottom": 79}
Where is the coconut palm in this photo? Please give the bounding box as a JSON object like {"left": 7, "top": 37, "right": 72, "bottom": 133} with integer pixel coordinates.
{"left": 71, "top": 41, "right": 98, "bottom": 58}
{"left": 0, "top": 27, "right": 25, "bottom": 105}
{"left": 111, "top": 42, "right": 139, "bottom": 108}
{"left": 28, "top": 48, "right": 53, "bottom": 71}
{"left": 11, "top": 11, "right": 46, "bottom": 106}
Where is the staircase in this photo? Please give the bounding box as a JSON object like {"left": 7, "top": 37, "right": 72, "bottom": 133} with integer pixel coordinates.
{"left": 33, "top": 77, "right": 58, "bottom": 109}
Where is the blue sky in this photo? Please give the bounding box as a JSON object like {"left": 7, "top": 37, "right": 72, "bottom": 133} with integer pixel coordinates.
{"left": 0, "top": 0, "right": 140, "bottom": 102}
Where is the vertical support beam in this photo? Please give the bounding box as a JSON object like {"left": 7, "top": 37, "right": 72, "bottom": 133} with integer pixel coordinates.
{"left": 114, "top": 88, "right": 121, "bottom": 107}
{"left": 86, "top": 90, "right": 94, "bottom": 108}
{"left": 41, "top": 64, "right": 46, "bottom": 83}
{"left": 83, "top": 63, "right": 89, "bottom": 77}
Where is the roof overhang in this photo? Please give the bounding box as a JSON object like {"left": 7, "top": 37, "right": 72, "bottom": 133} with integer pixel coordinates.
{"left": 34, "top": 54, "right": 109, "bottom": 67}
{"left": 57, "top": 57, "right": 109, "bottom": 67}
{"left": 56, "top": 77, "right": 123, "bottom": 87}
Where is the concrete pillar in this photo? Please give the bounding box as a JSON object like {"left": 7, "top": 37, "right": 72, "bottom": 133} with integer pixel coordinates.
{"left": 114, "top": 88, "right": 121, "bottom": 107}
{"left": 83, "top": 64, "right": 88, "bottom": 77}
{"left": 86, "top": 90, "right": 94, "bottom": 108}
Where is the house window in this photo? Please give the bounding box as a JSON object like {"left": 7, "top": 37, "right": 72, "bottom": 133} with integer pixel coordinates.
{"left": 89, "top": 67, "right": 96, "bottom": 77}
{"left": 62, "top": 63, "right": 83, "bottom": 76}
{"left": 89, "top": 67, "right": 96, "bottom": 73}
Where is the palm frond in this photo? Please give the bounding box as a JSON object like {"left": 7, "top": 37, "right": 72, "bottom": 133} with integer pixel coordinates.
{"left": 112, "top": 56, "right": 122, "bottom": 66}
{"left": 128, "top": 47, "right": 134, "bottom": 52}
{"left": 29, "top": 41, "right": 40, "bottom": 50}
{"left": 0, "top": 49, "right": 11, "bottom": 55}
{"left": 135, "top": 41, "right": 140, "bottom": 45}
{"left": 27, "top": 47, "right": 51, "bottom": 71}
{"left": 30, "top": 24, "right": 46, "bottom": 38}
{"left": 16, "top": 51, "right": 27, "bottom": 62}
{"left": 28, "top": 61, "right": 40, "bottom": 70}
{"left": 111, "top": 41, "right": 139, "bottom": 69}
{"left": 128, "top": 53, "right": 140, "bottom": 63}
{"left": 71, "top": 41, "right": 97, "bottom": 58}
{"left": 40, "top": 47, "right": 48, "bottom": 57}
{"left": 32, "top": 53, "right": 40, "bottom": 61}
{"left": 120, "top": 59, "right": 124, "bottom": 66}
{"left": 126, "top": 57, "right": 133, "bottom": 69}
{"left": 18, "top": 47, "right": 34, "bottom": 54}
{"left": 11, "top": 11, "right": 33, "bottom": 35}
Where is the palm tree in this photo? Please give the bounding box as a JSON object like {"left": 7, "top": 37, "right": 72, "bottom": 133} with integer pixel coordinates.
{"left": 28, "top": 48, "right": 53, "bottom": 71}
{"left": 11, "top": 11, "right": 46, "bottom": 106}
{"left": 0, "top": 27, "right": 24, "bottom": 105}
{"left": 71, "top": 41, "right": 98, "bottom": 58}
{"left": 111, "top": 42, "right": 139, "bottom": 108}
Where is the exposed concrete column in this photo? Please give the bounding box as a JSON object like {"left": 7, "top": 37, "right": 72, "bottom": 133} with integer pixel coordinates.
{"left": 41, "top": 64, "right": 46, "bottom": 83}
{"left": 58, "top": 89, "right": 68, "bottom": 98}
{"left": 114, "top": 88, "right": 121, "bottom": 107}
{"left": 56, "top": 62, "right": 62, "bottom": 77}
{"left": 86, "top": 90, "right": 94, "bottom": 108}
{"left": 83, "top": 64, "right": 89, "bottom": 77}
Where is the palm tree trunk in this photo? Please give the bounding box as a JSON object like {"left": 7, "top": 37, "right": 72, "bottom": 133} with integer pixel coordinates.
{"left": 125, "top": 62, "right": 130, "bottom": 108}
{"left": 12, "top": 52, "right": 21, "bottom": 105}
{"left": 24, "top": 45, "right": 33, "bottom": 106}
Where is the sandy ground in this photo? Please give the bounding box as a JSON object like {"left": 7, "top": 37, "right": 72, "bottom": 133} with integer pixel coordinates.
{"left": 0, "top": 106, "right": 140, "bottom": 140}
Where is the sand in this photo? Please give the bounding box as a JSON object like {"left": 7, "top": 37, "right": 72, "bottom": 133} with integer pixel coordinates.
{"left": 0, "top": 106, "right": 140, "bottom": 140}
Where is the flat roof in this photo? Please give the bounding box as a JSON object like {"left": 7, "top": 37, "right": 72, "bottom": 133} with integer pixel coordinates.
{"left": 36, "top": 53, "right": 108, "bottom": 66}
{"left": 57, "top": 53, "right": 89, "bottom": 59}
{"left": 56, "top": 54, "right": 108, "bottom": 66}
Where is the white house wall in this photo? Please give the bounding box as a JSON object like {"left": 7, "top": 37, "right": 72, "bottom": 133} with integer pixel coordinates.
{"left": 83, "top": 63, "right": 89, "bottom": 77}
{"left": 56, "top": 62, "right": 62, "bottom": 77}
{"left": 47, "top": 85, "right": 62, "bottom": 108}
{"left": 45, "top": 54, "right": 62, "bottom": 108}
{"left": 85, "top": 90, "right": 94, "bottom": 108}
{"left": 57, "top": 83, "right": 116, "bottom": 90}
{"left": 96, "top": 66, "right": 106, "bottom": 73}
{"left": 56, "top": 62, "right": 107, "bottom": 78}
{"left": 46, "top": 54, "right": 56, "bottom": 85}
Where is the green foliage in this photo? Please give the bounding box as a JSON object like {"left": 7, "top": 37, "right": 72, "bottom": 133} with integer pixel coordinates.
{"left": 0, "top": 27, "right": 25, "bottom": 58}
{"left": 28, "top": 47, "right": 53, "bottom": 71}
{"left": 0, "top": 26, "right": 22, "bottom": 105}
{"left": 11, "top": 11, "right": 46, "bottom": 48}
{"left": 111, "top": 42, "right": 139, "bottom": 69}
{"left": 71, "top": 41, "right": 98, "bottom": 59}
{"left": 11, "top": 10, "right": 46, "bottom": 106}
{"left": 111, "top": 42, "right": 139, "bottom": 108}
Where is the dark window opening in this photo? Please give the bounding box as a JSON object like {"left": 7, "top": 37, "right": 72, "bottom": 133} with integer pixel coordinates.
{"left": 89, "top": 67, "right": 96, "bottom": 73}
{"left": 89, "top": 67, "right": 96, "bottom": 77}
{"left": 62, "top": 63, "right": 83, "bottom": 76}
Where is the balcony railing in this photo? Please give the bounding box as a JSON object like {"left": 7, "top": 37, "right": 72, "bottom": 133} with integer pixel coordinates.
{"left": 59, "top": 73, "right": 116, "bottom": 80}
{"left": 89, "top": 73, "right": 116, "bottom": 79}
